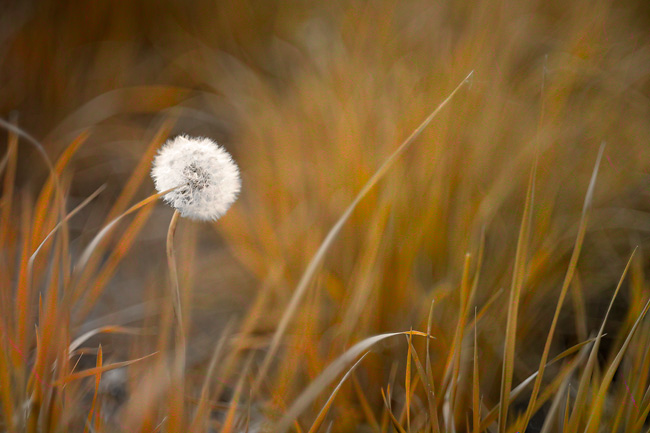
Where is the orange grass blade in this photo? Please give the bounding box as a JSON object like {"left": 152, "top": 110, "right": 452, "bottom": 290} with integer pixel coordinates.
{"left": 84, "top": 345, "right": 103, "bottom": 433}
{"left": 0, "top": 118, "right": 65, "bottom": 218}
{"left": 0, "top": 126, "right": 18, "bottom": 384}
{"left": 424, "top": 299, "right": 441, "bottom": 433}
{"left": 105, "top": 119, "right": 174, "bottom": 222}
{"left": 0, "top": 326, "right": 15, "bottom": 432}
{"left": 54, "top": 352, "right": 157, "bottom": 385}
{"left": 221, "top": 353, "right": 255, "bottom": 433}
{"left": 352, "top": 375, "right": 381, "bottom": 432}
{"left": 407, "top": 333, "right": 440, "bottom": 433}
{"left": 308, "top": 352, "right": 370, "bottom": 433}
{"left": 0, "top": 118, "right": 18, "bottom": 269}
{"left": 445, "top": 253, "right": 471, "bottom": 422}
{"left": 275, "top": 331, "right": 432, "bottom": 432}
{"left": 498, "top": 155, "right": 537, "bottom": 433}
{"left": 29, "top": 184, "right": 106, "bottom": 269}
{"left": 398, "top": 375, "right": 420, "bottom": 427}
{"left": 473, "top": 309, "right": 480, "bottom": 433}
{"left": 13, "top": 194, "right": 34, "bottom": 369}
{"left": 75, "top": 198, "right": 157, "bottom": 318}
{"left": 520, "top": 142, "right": 605, "bottom": 433}
{"left": 568, "top": 246, "right": 635, "bottom": 429}
{"left": 69, "top": 325, "right": 147, "bottom": 353}
{"left": 405, "top": 331, "right": 412, "bottom": 433}
{"left": 584, "top": 296, "right": 650, "bottom": 433}
{"left": 253, "top": 72, "right": 474, "bottom": 393}
{"left": 212, "top": 266, "right": 283, "bottom": 401}
{"left": 75, "top": 186, "right": 177, "bottom": 271}
{"left": 31, "top": 130, "right": 89, "bottom": 244}
{"left": 466, "top": 289, "right": 504, "bottom": 333}
{"left": 381, "top": 387, "right": 407, "bottom": 433}
{"left": 479, "top": 335, "right": 598, "bottom": 431}
{"left": 538, "top": 340, "right": 592, "bottom": 433}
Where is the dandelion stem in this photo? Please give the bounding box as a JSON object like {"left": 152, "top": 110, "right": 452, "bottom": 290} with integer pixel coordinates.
{"left": 166, "top": 209, "right": 186, "bottom": 359}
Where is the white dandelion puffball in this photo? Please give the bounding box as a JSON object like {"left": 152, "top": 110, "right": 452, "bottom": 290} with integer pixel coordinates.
{"left": 151, "top": 135, "right": 241, "bottom": 221}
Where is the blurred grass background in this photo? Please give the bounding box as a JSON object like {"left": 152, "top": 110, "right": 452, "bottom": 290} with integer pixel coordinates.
{"left": 3, "top": 0, "right": 650, "bottom": 431}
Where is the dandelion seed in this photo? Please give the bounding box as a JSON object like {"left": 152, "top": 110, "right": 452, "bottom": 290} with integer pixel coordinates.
{"left": 151, "top": 135, "right": 241, "bottom": 221}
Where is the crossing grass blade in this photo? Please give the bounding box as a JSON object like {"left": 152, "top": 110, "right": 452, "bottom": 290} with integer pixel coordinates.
{"left": 381, "top": 387, "right": 407, "bottom": 433}
{"left": 584, "top": 296, "right": 650, "bottom": 433}
{"left": 568, "top": 247, "right": 636, "bottom": 429}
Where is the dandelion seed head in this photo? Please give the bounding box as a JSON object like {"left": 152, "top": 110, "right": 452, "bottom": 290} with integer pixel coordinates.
{"left": 151, "top": 135, "right": 241, "bottom": 221}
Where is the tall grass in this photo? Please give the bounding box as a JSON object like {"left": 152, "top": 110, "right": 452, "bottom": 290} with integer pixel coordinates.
{"left": 2, "top": 0, "right": 650, "bottom": 432}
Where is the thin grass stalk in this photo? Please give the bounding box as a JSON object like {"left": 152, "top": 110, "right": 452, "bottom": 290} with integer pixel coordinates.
{"left": 425, "top": 299, "right": 441, "bottom": 433}
{"left": 307, "top": 353, "right": 370, "bottom": 433}
{"left": 352, "top": 375, "right": 381, "bottom": 432}
{"left": 0, "top": 116, "right": 68, "bottom": 240}
{"left": 568, "top": 247, "right": 636, "bottom": 430}
{"left": 30, "top": 131, "right": 88, "bottom": 247}
{"left": 538, "top": 340, "right": 592, "bottom": 433}
{"left": 75, "top": 200, "right": 157, "bottom": 321}
{"left": 76, "top": 186, "right": 179, "bottom": 273}
{"left": 0, "top": 332, "right": 14, "bottom": 432}
{"left": 520, "top": 142, "right": 605, "bottom": 433}
{"left": 275, "top": 331, "right": 431, "bottom": 433}
{"left": 407, "top": 334, "right": 438, "bottom": 433}
{"left": 479, "top": 334, "right": 599, "bottom": 431}
{"left": 221, "top": 353, "right": 255, "bottom": 433}
{"left": 83, "top": 345, "right": 102, "bottom": 433}
{"left": 406, "top": 331, "right": 412, "bottom": 433}
{"left": 213, "top": 266, "right": 283, "bottom": 402}
{"left": 497, "top": 154, "right": 537, "bottom": 433}
{"left": 584, "top": 296, "right": 650, "bottom": 432}
{"left": 252, "top": 71, "right": 474, "bottom": 395}
{"left": 29, "top": 184, "right": 106, "bottom": 271}
{"left": 445, "top": 253, "right": 471, "bottom": 428}
{"left": 381, "top": 387, "right": 407, "bottom": 433}
{"left": 473, "top": 308, "right": 480, "bottom": 433}
{"left": 0, "top": 119, "right": 69, "bottom": 355}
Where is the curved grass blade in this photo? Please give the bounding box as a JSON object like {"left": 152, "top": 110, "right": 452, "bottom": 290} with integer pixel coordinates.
{"left": 275, "top": 331, "right": 433, "bottom": 432}
{"left": 253, "top": 71, "right": 474, "bottom": 394}
{"left": 69, "top": 325, "right": 146, "bottom": 353}
{"left": 75, "top": 186, "right": 178, "bottom": 272}
{"left": 54, "top": 352, "right": 157, "bottom": 385}
{"left": 29, "top": 184, "right": 106, "bottom": 270}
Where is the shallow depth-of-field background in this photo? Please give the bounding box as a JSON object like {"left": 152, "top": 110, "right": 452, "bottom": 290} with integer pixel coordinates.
{"left": 2, "top": 0, "right": 650, "bottom": 432}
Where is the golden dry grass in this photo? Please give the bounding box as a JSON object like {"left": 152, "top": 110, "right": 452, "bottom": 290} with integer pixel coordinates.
{"left": 2, "top": 0, "right": 650, "bottom": 432}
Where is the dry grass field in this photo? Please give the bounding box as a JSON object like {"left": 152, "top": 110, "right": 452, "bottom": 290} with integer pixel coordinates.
{"left": 2, "top": 0, "right": 650, "bottom": 432}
